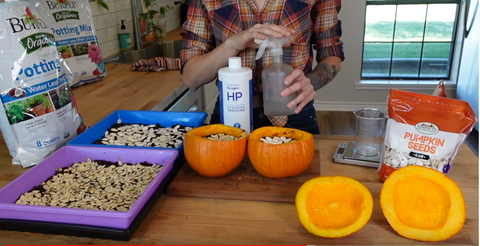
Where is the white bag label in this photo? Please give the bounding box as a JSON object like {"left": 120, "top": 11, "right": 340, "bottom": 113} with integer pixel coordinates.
{"left": 26, "top": 0, "right": 106, "bottom": 87}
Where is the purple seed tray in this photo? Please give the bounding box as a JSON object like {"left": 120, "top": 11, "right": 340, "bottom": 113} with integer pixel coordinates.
{"left": 0, "top": 145, "right": 178, "bottom": 230}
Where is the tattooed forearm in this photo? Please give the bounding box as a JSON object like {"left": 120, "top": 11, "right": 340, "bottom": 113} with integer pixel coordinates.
{"left": 305, "top": 62, "right": 339, "bottom": 91}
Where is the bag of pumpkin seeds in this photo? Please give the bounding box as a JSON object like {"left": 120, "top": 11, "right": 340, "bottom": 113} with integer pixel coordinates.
{"left": 0, "top": 0, "right": 87, "bottom": 167}
{"left": 378, "top": 89, "right": 477, "bottom": 181}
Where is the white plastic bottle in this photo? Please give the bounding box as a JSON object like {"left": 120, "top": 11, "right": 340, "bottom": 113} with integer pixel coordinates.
{"left": 218, "top": 57, "right": 253, "bottom": 134}
{"left": 255, "top": 37, "right": 296, "bottom": 116}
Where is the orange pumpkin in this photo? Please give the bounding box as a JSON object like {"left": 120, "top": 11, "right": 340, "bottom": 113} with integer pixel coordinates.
{"left": 183, "top": 124, "right": 247, "bottom": 177}
{"left": 247, "top": 126, "right": 314, "bottom": 178}
{"left": 296, "top": 176, "right": 374, "bottom": 238}
{"left": 380, "top": 165, "right": 465, "bottom": 242}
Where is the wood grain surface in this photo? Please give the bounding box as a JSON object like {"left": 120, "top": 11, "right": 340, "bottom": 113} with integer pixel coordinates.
{"left": 0, "top": 135, "right": 478, "bottom": 245}
{"left": 0, "top": 53, "right": 477, "bottom": 244}
{"left": 166, "top": 150, "right": 320, "bottom": 203}
{"left": 72, "top": 64, "right": 184, "bottom": 127}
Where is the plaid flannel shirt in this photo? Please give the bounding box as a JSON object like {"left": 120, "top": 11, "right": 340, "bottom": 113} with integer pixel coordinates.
{"left": 180, "top": 0, "right": 344, "bottom": 126}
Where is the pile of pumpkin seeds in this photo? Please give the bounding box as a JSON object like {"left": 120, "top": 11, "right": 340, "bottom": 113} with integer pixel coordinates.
{"left": 205, "top": 133, "right": 239, "bottom": 141}
{"left": 260, "top": 136, "right": 295, "bottom": 144}
{"left": 15, "top": 158, "right": 163, "bottom": 211}
{"left": 94, "top": 119, "right": 193, "bottom": 148}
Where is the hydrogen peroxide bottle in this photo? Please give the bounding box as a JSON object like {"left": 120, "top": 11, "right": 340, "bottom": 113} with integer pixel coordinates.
{"left": 218, "top": 57, "right": 253, "bottom": 134}
{"left": 255, "top": 37, "right": 296, "bottom": 116}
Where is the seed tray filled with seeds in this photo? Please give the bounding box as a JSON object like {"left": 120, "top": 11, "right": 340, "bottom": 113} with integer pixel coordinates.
{"left": 0, "top": 145, "right": 178, "bottom": 230}
{"left": 68, "top": 110, "right": 208, "bottom": 156}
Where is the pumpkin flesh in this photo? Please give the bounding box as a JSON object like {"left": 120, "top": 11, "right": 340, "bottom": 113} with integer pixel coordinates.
{"left": 381, "top": 165, "right": 465, "bottom": 242}
{"left": 248, "top": 127, "right": 314, "bottom": 179}
{"left": 184, "top": 124, "right": 247, "bottom": 177}
{"left": 296, "top": 176, "right": 373, "bottom": 238}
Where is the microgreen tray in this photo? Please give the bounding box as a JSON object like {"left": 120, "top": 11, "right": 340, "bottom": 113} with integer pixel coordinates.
{"left": 67, "top": 110, "right": 207, "bottom": 156}
{"left": 0, "top": 145, "right": 178, "bottom": 230}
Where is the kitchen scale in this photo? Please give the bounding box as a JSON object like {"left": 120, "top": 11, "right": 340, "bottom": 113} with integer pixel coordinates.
{"left": 333, "top": 142, "right": 382, "bottom": 168}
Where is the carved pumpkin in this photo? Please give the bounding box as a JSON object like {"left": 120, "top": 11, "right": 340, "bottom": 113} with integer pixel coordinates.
{"left": 247, "top": 126, "right": 314, "bottom": 178}
{"left": 380, "top": 165, "right": 465, "bottom": 242}
{"left": 295, "top": 176, "right": 374, "bottom": 238}
{"left": 183, "top": 124, "right": 247, "bottom": 177}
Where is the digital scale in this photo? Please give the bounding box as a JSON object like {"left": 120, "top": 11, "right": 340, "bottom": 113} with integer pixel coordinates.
{"left": 333, "top": 142, "right": 382, "bottom": 168}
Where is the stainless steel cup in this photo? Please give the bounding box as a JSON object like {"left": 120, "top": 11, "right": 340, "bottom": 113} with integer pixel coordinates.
{"left": 353, "top": 108, "right": 387, "bottom": 156}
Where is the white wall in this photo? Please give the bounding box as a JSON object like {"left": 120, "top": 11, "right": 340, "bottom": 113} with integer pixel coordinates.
{"left": 456, "top": 0, "right": 479, "bottom": 131}
{"left": 89, "top": 0, "right": 182, "bottom": 58}
{"left": 87, "top": 0, "right": 474, "bottom": 113}
{"left": 314, "top": 0, "right": 459, "bottom": 111}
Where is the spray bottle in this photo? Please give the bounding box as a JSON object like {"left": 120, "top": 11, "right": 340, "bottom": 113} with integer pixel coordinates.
{"left": 218, "top": 57, "right": 253, "bottom": 134}
{"left": 255, "top": 36, "right": 296, "bottom": 116}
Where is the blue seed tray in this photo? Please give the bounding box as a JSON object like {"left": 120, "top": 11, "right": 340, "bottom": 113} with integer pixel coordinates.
{"left": 68, "top": 110, "right": 207, "bottom": 157}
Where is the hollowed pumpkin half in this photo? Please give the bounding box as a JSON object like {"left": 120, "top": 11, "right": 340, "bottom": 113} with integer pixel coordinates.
{"left": 247, "top": 126, "right": 314, "bottom": 179}
{"left": 295, "top": 176, "right": 373, "bottom": 238}
{"left": 380, "top": 165, "right": 465, "bottom": 242}
{"left": 184, "top": 124, "right": 247, "bottom": 177}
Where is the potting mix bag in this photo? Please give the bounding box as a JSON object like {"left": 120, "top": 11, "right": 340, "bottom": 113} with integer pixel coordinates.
{"left": 0, "top": 0, "right": 87, "bottom": 167}
{"left": 378, "top": 89, "right": 477, "bottom": 181}
{"left": 23, "top": 0, "right": 106, "bottom": 87}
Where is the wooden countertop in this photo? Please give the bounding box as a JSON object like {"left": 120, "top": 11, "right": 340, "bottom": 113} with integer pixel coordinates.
{"left": 74, "top": 27, "right": 188, "bottom": 127}
{"left": 0, "top": 134, "right": 478, "bottom": 245}
{"left": 0, "top": 28, "right": 478, "bottom": 243}
{"left": 72, "top": 63, "right": 186, "bottom": 127}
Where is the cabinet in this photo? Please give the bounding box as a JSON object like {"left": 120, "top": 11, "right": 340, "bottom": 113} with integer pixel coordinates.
{"left": 167, "top": 88, "right": 203, "bottom": 113}
{"left": 150, "top": 84, "right": 203, "bottom": 113}
{"left": 201, "top": 80, "right": 219, "bottom": 124}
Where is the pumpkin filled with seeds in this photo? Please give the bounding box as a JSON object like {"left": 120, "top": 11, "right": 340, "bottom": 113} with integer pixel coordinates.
{"left": 247, "top": 126, "right": 314, "bottom": 178}
{"left": 184, "top": 124, "right": 247, "bottom": 177}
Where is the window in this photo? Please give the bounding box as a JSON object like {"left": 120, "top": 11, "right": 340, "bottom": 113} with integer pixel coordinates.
{"left": 362, "top": 0, "right": 461, "bottom": 80}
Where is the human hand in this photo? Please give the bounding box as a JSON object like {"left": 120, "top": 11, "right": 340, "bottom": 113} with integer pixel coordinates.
{"left": 281, "top": 69, "right": 316, "bottom": 114}
{"left": 225, "top": 23, "right": 295, "bottom": 53}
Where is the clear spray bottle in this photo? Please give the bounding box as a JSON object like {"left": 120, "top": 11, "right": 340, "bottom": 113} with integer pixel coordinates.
{"left": 255, "top": 36, "right": 296, "bottom": 116}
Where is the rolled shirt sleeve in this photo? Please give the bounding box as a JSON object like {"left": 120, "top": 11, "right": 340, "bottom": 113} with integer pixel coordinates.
{"left": 311, "top": 0, "right": 345, "bottom": 62}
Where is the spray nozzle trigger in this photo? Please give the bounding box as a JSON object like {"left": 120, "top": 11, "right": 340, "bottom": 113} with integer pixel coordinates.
{"left": 255, "top": 36, "right": 290, "bottom": 60}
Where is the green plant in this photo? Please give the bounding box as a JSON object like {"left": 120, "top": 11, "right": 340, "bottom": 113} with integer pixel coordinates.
{"left": 58, "top": 90, "right": 71, "bottom": 107}
{"left": 148, "top": 4, "right": 174, "bottom": 38}
{"left": 26, "top": 94, "right": 51, "bottom": 109}
{"left": 90, "top": 0, "right": 109, "bottom": 10}
{"left": 148, "top": 5, "right": 174, "bottom": 19}
{"left": 5, "top": 104, "right": 26, "bottom": 124}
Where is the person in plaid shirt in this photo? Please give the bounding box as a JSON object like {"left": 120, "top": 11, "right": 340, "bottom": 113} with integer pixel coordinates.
{"left": 180, "top": 0, "right": 344, "bottom": 134}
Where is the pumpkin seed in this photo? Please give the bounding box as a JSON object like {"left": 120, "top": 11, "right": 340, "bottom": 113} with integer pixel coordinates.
{"left": 205, "top": 133, "right": 239, "bottom": 141}
{"left": 94, "top": 123, "right": 193, "bottom": 148}
{"left": 14, "top": 158, "right": 163, "bottom": 212}
{"left": 384, "top": 147, "right": 448, "bottom": 172}
{"left": 260, "top": 136, "right": 295, "bottom": 144}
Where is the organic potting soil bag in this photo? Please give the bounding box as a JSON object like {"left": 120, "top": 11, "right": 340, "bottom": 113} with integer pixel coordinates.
{"left": 0, "top": 0, "right": 87, "bottom": 167}
{"left": 23, "top": 0, "right": 106, "bottom": 87}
